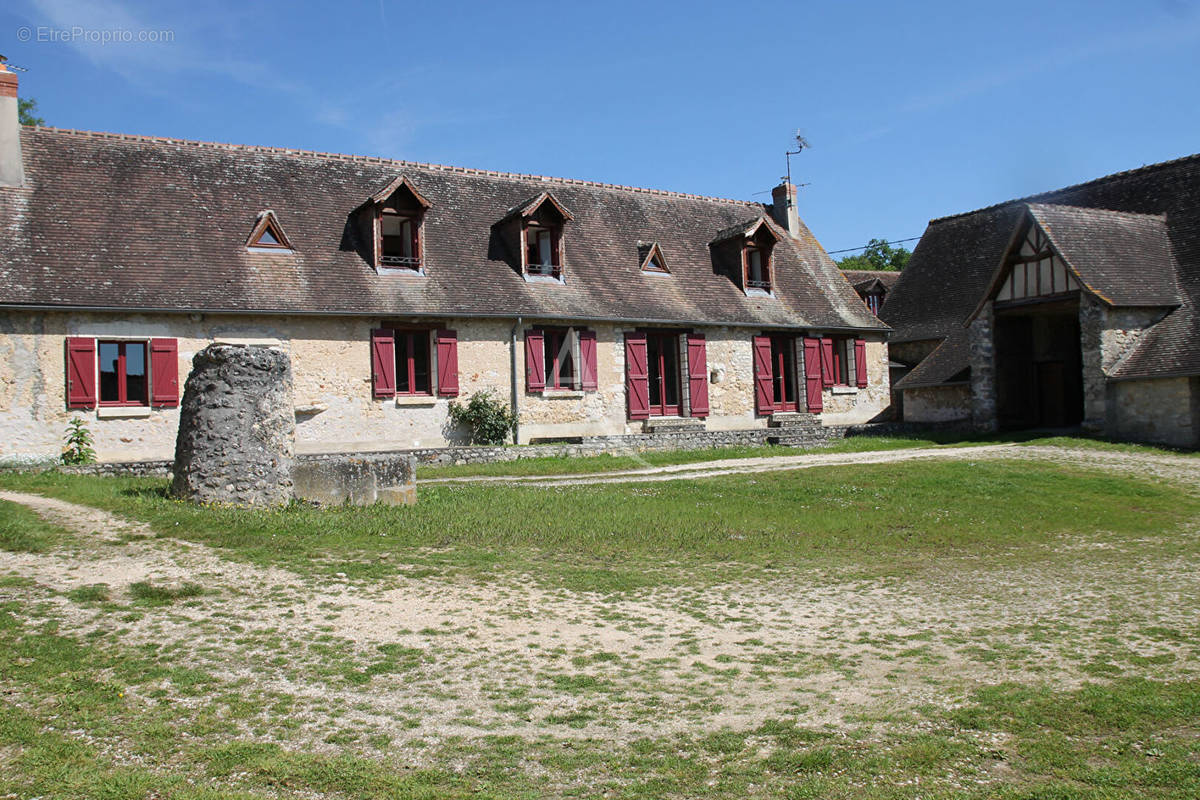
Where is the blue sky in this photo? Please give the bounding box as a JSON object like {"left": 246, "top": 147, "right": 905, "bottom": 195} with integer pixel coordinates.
{"left": 5, "top": 0, "right": 1199, "bottom": 254}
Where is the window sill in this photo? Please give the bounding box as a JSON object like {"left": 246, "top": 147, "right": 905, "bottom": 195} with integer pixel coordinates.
{"left": 541, "top": 389, "right": 584, "bottom": 398}
{"left": 744, "top": 287, "right": 775, "bottom": 298}
{"left": 394, "top": 395, "right": 438, "bottom": 406}
{"left": 377, "top": 266, "right": 426, "bottom": 277}
{"left": 97, "top": 405, "right": 152, "bottom": 419}
{"left": 830, "top": 385, "right": 858, "bottom": 395}
{"left": 523, "top": 273, "right": 565, "bottom": 285}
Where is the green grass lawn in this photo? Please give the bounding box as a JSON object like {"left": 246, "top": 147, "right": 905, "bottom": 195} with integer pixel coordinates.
{"left": 416, "top": 432, "right": 1196, "bottom": 480}
{"left": 2, "top": 453, "right": 1198, "bottom": 799}
{"left": 1, "top": 457, "right": 1195, "bottom": 591}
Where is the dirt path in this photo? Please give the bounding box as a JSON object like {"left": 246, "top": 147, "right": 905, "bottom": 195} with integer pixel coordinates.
{"left": 421, "top": 443, "right": 1200, "bottom": 487}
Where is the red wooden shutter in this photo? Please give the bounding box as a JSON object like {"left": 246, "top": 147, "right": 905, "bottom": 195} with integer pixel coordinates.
{"left": 525, "top": 330, "right": 545, "bottom": 392}
{"left": 579, "top": 330, "right": 598, "bottom": 391}
{"left": 65, "top": 337, "right": 97, "bottom": 409}
{"left": 854, "top": 339, "right": 868, "bottom": 388}
{"left": 803, "top": 337, "right": 823, "bottom": 413}
{"left": 686, "top": 333, "right": 709, "bottom": 418}
{"left": 625, "top": 332, "right": 649, "bottom": 420}
{"left": 371, "top": 328, "right": 396, "bottom": 398}
{"left": 820, "top": 337, "right": 835, "bottom": 388}
{"left": 436, "top": 329, "right": 459, "bottom": 397}
{"left": 752, "top": 335, "right": 774, "bottom": 415}
{"left": 149, "top": 338, "right": 179, "bottom": 407}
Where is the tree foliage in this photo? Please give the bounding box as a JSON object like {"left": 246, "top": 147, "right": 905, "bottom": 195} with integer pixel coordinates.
{"left": 18, "top": 97, "right": 44, "bottom": 127}
{"left": 837, "top": 238, "right": 910, "bottom": 272}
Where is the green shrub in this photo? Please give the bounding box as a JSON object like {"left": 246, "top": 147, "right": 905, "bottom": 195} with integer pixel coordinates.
{"left": 61, "top": 417, "right": 96, "bottom": 465}
{"left": 447, "top": 390, "right": 516, "bottom": 445}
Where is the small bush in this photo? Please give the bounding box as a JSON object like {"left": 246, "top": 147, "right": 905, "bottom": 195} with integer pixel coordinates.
{"left": 447, "top": 390, "right": 515, "bottom": 445}
{"left": 61, "top": 417, "right": 96, "bottom": 465}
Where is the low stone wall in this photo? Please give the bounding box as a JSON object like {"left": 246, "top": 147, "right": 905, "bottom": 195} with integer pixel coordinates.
{"left": 45, "top": 421, "right": 978, "bottom": 479}
{"left": 293, "top": 453, "right": 416, "bottom": 506}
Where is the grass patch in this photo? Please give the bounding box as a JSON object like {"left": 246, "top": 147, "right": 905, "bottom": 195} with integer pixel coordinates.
{"left": 416, "top": 435, "right": 963, "bottom": 480}
{"left": 129, "top": 580, "right": 207, "bottom": 606}
{"left": 0, "top": 499, "right": 71, "bottom": 553}
{"left": 1, "top": 457, "right": 1196, "bottom": 591}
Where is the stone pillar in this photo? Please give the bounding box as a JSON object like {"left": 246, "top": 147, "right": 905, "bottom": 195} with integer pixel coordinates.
{"left": 171, "top": 344, "right": 295, "bottom": 507}
{"left": 1078, "top": 294, "right": 1107, "bottom": 434}
{"left": 968, "top": 301, "right": 998, "bottom": 432}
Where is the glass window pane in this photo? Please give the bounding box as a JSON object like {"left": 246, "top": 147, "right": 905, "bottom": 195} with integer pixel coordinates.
{"left": 413, "top": 334, "right": 431, "bottom": 394}
{"left": 382, "top": 215, "right": 402, "bottom": 236}
{"left": 539, "top": 231, "right": 552, "bottom": 266}
{"left": 124, "top": 342, "right": 147, "bottom": 403}
{"left": 395, "top": 334, "right": 410, "bottom": 393}
{"left": 662, "top": 337, "right": 679, "bottom": 407}
{"left": 647, "top": 336, "right": 662, "bottom": 407}
{"left": 99, "top": 342, "right": 119, "bottom": 402}
{"left": 400, "top": 219, "right": 413, "bottom": 259}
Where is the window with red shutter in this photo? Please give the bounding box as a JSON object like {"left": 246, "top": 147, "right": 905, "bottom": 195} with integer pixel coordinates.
{"left": 579, "top": 330, "right": 598, "bottom": 392}
{"left": 624, "top": 332, "right": 649, "bottom": 420}
{"left": 371, "top": 329, "right": 397, "bottom": 398}
{"left": 686, "top": 334, "right": 709, "bottom": 418}
{"left": 525, "top": 330, "right": 545, "bottom": 392}
{"left": 65, "top": 337, "right": 97, "bottom": 409}
{"left": 820, "top": 337, "right": 835, "bottom": 388}
{"left": 435, "top": 330, "right": 459, "bottom": 397}
{"left": 149, "top": 338, "right": 179, "bottom": 407}
{"left": 752, "top": 335, "right": 774, "bottom": 415}
{"left": 803, "top": 337, "right": 823, "bottom": 413}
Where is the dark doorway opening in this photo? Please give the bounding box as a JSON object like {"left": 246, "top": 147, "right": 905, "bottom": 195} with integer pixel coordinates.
{"left": 994, "top": 299, "right": 1083, "bottom": 429}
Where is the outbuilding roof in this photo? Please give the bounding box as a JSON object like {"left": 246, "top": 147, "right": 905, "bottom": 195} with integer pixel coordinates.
{"left": 885, "top": 152, "right": 1200, "bottom": 387}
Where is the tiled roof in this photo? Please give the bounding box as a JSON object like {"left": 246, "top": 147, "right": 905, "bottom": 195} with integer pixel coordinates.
{"left": 883, "top": 152, "right": 1200, "bottom": 384}
{"left": 0, "top": 127, "right": 885, "bottom": 332}
{"left": 1026, "top": 204, "right": 1181, "bottom": 308}
{"left": 840, "top": 269, "right": 901, "bottom": 294}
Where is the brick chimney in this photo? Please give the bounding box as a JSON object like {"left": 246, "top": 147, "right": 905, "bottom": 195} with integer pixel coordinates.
{"left": 0, "top": 58, "right": 26, "bottom": 188}
{"left": 770, "top": 182, "right": 800, "bottom": 238}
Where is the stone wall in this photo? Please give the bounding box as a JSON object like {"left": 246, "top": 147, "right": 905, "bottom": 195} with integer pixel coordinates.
{"left": 967, "top": 301, "right": 997, "bottom": 431}
{"left": 902, "top": 384, "right": 972, "bottom": 423}
{"left": 0, "top": 310, "right": 891, "bottom": 463}
{"left": 1078, "top": 295, "right": 1169, "bottom": 434}
{"left": 1108, "top": 377, "right": 1198, "bottom": 448}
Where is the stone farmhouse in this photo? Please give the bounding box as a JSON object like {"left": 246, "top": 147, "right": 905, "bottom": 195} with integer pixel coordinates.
{"left": 883, "top": 153, "right": 1200, "bottom": 448}
{"left": 0, "top": 66, "right": 889, "bottom": 464}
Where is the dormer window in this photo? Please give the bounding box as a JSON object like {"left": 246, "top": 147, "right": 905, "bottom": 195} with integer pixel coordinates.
{"left": 246, "top": 210, "right": 293, "bottom": 251}
{"left": 525, "top": 224, "right": 560, "bottom": 277}
{"left": 745, "top": 245, "right": 768, "bottom": 289}
{"left": 711, "top": 217, "right": 781, "bottom": 295}
{"left": 639, "top": 242, "right": 670, "bottom": 274}
{"left": 381, "top": 211, "right": 420, "bottom": 269}
{"left": 359, "top": 176, "right": 432, "bottom": 274}
{"left": 497, "top": 192, "right": 573, "bottom": 283}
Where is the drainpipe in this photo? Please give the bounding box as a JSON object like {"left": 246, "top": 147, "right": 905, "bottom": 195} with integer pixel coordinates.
{"left": 511, "top": 317, "right": 522, "bottom": 445}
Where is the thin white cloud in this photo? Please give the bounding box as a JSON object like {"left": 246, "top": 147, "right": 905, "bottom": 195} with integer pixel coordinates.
{"left": 900, "top": 14, "right": 1200, "bottom": 116}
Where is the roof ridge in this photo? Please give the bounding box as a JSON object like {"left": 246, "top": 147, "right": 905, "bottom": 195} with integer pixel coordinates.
{"left": 928, "top": 151, "right": 1200, "bottom": 226}
{"left": 1025, "top": 202, "right": 1167, "bottom": 221}
{"left": 27, "top": 126, "right": 761, "bottom": 207}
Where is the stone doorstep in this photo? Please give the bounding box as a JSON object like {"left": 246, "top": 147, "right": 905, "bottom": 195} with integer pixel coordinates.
{"left": 768, "top": 412, "right": 822, "bottom": 429}
{"left": 643, "top": 417, "right": 706, "bottom": 433}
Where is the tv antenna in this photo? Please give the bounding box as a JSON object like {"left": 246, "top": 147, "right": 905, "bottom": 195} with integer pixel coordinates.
{"left": 784, "top": 131, "right": 809, "bottom": 186}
